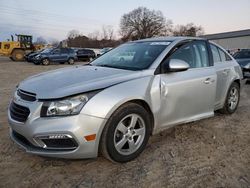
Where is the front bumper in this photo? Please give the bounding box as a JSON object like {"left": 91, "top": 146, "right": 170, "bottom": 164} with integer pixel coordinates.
{"left": 8, "top": 99, "right": 107, "bottom": 159}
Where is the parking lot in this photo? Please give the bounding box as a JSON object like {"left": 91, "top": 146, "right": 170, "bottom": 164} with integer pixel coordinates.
{"left": 0, "top": 56, "right": 249, "bottom": 188}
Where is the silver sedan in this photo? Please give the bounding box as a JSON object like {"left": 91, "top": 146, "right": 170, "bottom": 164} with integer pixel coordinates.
{"left": 8, "top": 37, "right": 243, "bottom": 162}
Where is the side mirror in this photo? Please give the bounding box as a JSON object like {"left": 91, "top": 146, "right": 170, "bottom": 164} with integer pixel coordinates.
{"left": 163, "top": 59, "right": 190, "bottom": 73}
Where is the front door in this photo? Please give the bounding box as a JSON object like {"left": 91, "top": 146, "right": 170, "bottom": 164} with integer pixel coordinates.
{"left": 159, "top": 40, "right": 216, "bottom": 128}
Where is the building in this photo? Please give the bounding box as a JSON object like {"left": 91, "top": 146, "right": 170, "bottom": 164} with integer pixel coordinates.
{"left": 202, "top": 29, "right": 250, "bottom": 51}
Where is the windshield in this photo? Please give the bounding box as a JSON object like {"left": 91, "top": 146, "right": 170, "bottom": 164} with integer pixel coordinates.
{"left": 233, "top": 50, "right": 250, "bottom": 59}
{"left": 91, "top": 41, "right": 170, "bottom": 70}
{"left": 42, "top": 48, "right": 53, "bottom": 53}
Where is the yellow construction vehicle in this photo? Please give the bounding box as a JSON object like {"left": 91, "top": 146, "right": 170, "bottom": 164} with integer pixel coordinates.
{"left": 0, "top": 34, "right": 42, "bottom": 61}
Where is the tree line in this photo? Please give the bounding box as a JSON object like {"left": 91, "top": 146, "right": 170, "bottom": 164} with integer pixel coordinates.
{"left": 37, "top": 7, "right": 204, "bottom": 48}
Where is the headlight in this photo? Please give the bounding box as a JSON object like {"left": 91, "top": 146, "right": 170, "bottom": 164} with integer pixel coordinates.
{"left": 41, "top": 91, "right": 99, "bottom": 117}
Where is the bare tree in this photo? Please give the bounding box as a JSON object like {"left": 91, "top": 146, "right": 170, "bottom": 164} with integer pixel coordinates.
{"left": 102, "top": 25, "right": 114, "bottom": 40}
{"left": 88, "top": 30, "right": 101, "bottom": 40}
{"left": 173, "top": 23, "right": 204, "bottom": 37}
{"left": 67, "top": 29, "right": 80, "bottom": 39}
{"left": 120, "top": 7, "right": 170, "bottom": 41}
{"left": 35, "top": 36, "right": 47, "bottom": 44}
{"left": 50, "top": 39, "right": 60, "bottom": 47}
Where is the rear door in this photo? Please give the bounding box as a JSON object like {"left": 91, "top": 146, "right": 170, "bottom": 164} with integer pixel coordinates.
{"left": 209, "top": 43, "right": 233, "bottom": 109}
{"left": 159, "top": 40, "right": 216, "bottom": 128}
{"left": 60, "top": 48, "right": 69, "bottom": 61}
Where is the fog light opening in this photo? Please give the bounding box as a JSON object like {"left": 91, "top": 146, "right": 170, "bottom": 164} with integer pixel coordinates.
{"left": 35, "top": 134, "right": 78, "bottom": 150}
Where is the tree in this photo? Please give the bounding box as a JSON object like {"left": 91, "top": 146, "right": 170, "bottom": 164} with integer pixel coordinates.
{"left": 102, "top": 25, "right": 114, "bottom": 40}
{"left": 67, "top": 29, "right": 80, "bottom": 39}
{"left": 173, "top": 23, "right": 204, "bottom": 37}
{"left": 88, "top": 30, "right": 101, "bottom": 40}
{"left": 120, "top": 7, "right": 169, "bottom": 41}
{"left": 35, "top": 36, "right": 47, "bottom": 44}
{"left": 50, "top": 39, "right": 59, "bottom": 47}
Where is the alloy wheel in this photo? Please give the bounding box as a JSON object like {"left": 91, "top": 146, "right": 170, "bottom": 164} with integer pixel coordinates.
{"left": 113, "top": 114, "right": 146, "bottom": 155}
{"left": 228, "top": 86, "right": 239, "bottom": 111}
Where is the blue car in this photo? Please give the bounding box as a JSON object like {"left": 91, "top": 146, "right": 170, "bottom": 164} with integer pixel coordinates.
{"left": 33, "top": 48, "right": 77, "bottom": 65}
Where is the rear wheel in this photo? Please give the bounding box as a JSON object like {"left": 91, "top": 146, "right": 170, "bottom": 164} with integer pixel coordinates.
{"left": 42, "top": 58, "right": 50, "bottom": 65}
{"left": 68, "top": 58, "right": 75, "bottom": 65}
{"left": 220, "top": 82, "right": 240, "bottom": 114}
{"left": 11, "top": 49, "right": 25, "bottom": 61}
{"left": 100, "top": 103, "right": 151, "bottom": 163}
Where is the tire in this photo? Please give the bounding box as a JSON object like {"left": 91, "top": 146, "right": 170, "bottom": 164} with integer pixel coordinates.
{"left": 68, "top": 58, "right": 75, "bottom": 65}
{"left": 219, "top": 82, "right": 240, "bottom": 114}
{"left": 11, "top": 49, "right": 25, "bottom": 61}
{"left": 100, "top": 103, "right": 151, "bottom": 163}
{"left": 42, "top": 58, "right": 50, "bottom": 66}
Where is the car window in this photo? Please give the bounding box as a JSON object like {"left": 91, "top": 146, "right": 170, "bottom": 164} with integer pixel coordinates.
{"left": 61, "top": 48, "right": 68, "bottom": 53}
{"left": 210, "top": 44, "right": 221, "bottom": 63}
{"left": 169, "top": 41, "right": 209, "bottom": 68}
{"left": 218, "top": 48, "right": 226, "bottom": 61}
{"left": 218, "top": 48, "right": 232, "bottom": 61}
{"left": 53, "top": 49, "right": 60, "bottom": 54}
{"left": 91, "top": 41, "right": 170, "bottom": 70}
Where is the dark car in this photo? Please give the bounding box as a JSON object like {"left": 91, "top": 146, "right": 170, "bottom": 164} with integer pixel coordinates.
{"left": 76, "top": 49, "right": 96, "bottom": 61}
{"left": 33, "top": 48, "right": 77, "bottom": 65}
{"left": 98, "top": 47, "right": 113, "bottom": 56}
{"left": 233, "top": 49, "right": 250, "bottom": 78}
{"left": 25, "top": 49, "right": 45, "bottom": 62}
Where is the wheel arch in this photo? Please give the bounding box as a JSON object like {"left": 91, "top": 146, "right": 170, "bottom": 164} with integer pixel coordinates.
{"left": 120, "top": 99, "right": 155, "bottom": 135}
{"left": 11, "top": 48, "right": 24, "bottom": 55}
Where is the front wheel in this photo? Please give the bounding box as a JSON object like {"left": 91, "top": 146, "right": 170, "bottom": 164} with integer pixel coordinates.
{"left": 100, "top": 103, "right": 151, "bottom": 163}
{"left": 220, "top": 82, "right": 240, "bottom": 114}
{"left": 42, "top": 58, "right": 50, "bottom": 65}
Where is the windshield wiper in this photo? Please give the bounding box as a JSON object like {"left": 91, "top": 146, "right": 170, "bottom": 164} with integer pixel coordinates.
{"left": 97, "top": 64, "right": 119, "bottom": 69}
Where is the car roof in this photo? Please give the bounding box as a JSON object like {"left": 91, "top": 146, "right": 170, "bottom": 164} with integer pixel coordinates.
{"left": 132, "top": 36, "right": 207, "bottom": 43}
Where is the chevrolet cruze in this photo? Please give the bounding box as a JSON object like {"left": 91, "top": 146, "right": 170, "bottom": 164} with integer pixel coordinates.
{"left": 8, "top": 37, "right": 243, "bottom": 162}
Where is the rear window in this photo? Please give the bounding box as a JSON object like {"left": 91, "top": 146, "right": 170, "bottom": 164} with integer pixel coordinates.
{"left": 210, "top": 44, "right": 221, "bottom": 63}
{"left": 210, "top": 43, "right": 232, "bottom": 62}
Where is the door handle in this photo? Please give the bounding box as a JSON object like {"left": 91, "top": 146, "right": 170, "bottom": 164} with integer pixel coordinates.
{"left": 204, "top": 78, "right": 214, "bottom": 84}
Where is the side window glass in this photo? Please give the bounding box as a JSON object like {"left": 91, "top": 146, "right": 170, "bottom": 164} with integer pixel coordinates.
{"left": 192, "top": 41, "right": 209, "bottom": 68}
{"left": 218, "top": 48, "right": 226, "bottom": 61}
{"left": 53, "top": 49, "right": 60, "bottom": 54}
{"left": 210, "top": 44, "right": 221, "bottom": 63}
{"left": 61, "top": 48, "right": 68, "bottom": 53}
{"left": 169, "top": 41, "right": 209, "bottom": 68}
{"left": 169, "top": 43, "right": 195, "bottom": 68}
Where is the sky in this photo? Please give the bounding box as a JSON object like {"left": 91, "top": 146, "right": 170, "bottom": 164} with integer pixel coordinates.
{"left": 0, "top": 0, "right": 250, "bottom": 42}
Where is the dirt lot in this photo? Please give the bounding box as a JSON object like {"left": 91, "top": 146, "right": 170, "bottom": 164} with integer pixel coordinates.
{"left": 0, "top": 56, "right": 249, "bottom": 188}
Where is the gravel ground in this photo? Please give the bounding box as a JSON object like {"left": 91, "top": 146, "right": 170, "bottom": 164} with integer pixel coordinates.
{"left": 0, "top": 56, "right": 249, "bottom": 188}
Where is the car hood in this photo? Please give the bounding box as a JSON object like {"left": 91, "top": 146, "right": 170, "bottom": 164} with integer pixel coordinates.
{"left": 18, "top": 65, "right": 151, "bottom": 99}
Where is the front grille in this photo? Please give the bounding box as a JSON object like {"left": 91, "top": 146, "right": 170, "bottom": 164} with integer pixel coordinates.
{"left": 17, "top": 89, "right": 36, "bottom": 102}
{"left": 9, "top": 102, "right": 30, "bottom": 123}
